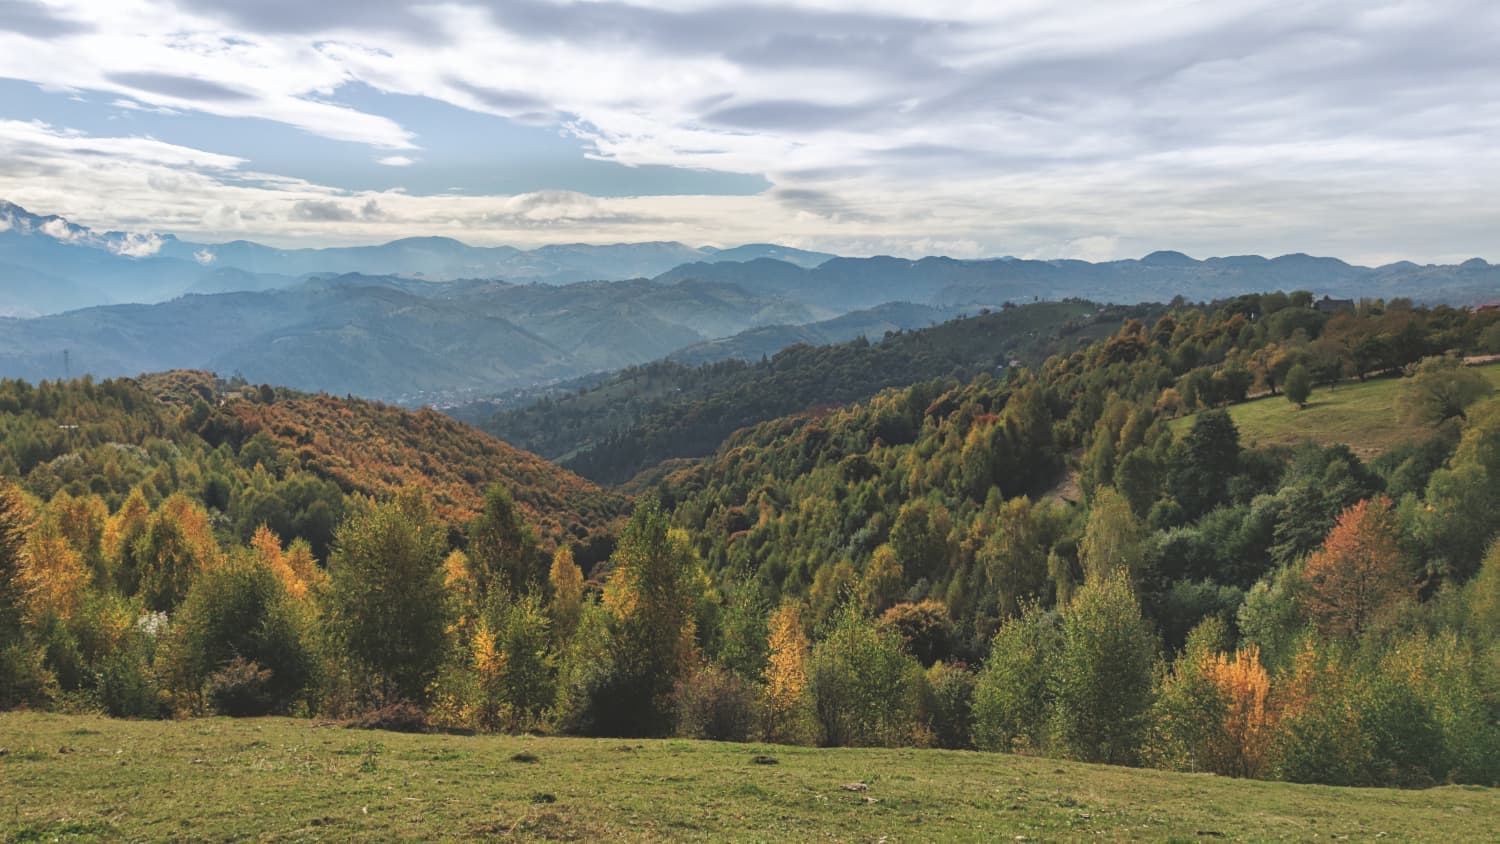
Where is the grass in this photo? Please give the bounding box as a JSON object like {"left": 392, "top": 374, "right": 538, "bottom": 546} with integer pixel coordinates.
{"left": 2, "top": 714, "right": 1497, "bottom": 842}
{"left": 1175, "top": 363, "right": 1500, "bottom": 459}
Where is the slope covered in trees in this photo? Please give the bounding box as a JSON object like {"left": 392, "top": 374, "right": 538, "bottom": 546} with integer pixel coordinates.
{"left": 3, "top": 293, "right": 1500, "bottom": 794}
{"left": 479, "top": 300, "right": 1153, "bottom": 484}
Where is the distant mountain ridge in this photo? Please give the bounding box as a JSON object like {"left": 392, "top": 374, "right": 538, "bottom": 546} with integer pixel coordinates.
{"left": 0, "top": 273, "right": 821, "bottom": 401}
{"left": 654, "top": 251, "right": 1500, "bottom": 310}
{"left": 0, "top": 200, "right": 839, "bottom": 316}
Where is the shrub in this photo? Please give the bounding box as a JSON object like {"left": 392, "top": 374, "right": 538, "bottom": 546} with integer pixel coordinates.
{"left": 809, "top": 601, "right": 923, "bottom": 747}
{"left": 346, "top": 701, "right": 430, "bottom": 733}
{"left": 206, "top": 657, "right": 276, "bottom": 717}
{"left": 925, "top": 661, "right": 976, "bottom": 749}
{"left": 878, "top": 600, "right": 957, "bottom": 666}
{"left": 0, "top": 641, "right": 58, "bottom": 709}
{"left": 97, "top": 636, "right": 164, "bottom": 719}
{"left": 674, "top": 664, "right": 765, "bottom": 742}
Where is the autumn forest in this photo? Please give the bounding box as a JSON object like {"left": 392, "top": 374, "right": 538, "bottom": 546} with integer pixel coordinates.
{"left": 3, "top": 292, "right": 1500, "bottom": 792}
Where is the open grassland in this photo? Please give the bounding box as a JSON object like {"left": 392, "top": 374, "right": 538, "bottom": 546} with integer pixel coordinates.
{"left": 2, "top": 714, "right": 1497, "bottom": 842}
{"left": 1177, "top": 363, "right": 1500, "bottom": 459}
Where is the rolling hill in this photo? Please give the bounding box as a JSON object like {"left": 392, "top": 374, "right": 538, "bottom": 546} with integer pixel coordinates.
{"left": 0, "top": 275, "right": 820, "bottom": 403}
{"left": 477, "top": 300, "right": 1153, "bottom": 484}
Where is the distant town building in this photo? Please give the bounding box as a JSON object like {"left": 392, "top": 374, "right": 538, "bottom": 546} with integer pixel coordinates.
{"left": 1315, "top": 295, "right": 1356, "bottom": 314}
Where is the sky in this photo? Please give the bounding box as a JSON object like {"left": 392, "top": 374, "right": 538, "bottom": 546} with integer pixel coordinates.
{"left": 0, "top": 0, "right": 1496, "bottom": 263}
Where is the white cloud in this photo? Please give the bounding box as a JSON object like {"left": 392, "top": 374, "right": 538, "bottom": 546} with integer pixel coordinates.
{"left": 108, "top": 232, "right": 164, "bottom": 256}
{"left": 0, "top": 1, "right": 1494, "bottom": 261}
{"left": 39, "top": 217, "right": 81, "bottom": 241}
{"left": 194, "top": 247, "right": 216, "bottom": 264}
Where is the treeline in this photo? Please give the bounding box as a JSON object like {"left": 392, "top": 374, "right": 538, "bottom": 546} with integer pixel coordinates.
{"left": 480, "top": 300, "right": 1152, "bottom": 485}
{"left": 3, "top": 294, "right": 1500, "bottom": 791}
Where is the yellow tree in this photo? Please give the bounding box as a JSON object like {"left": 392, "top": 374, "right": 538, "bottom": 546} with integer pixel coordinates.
{"left": 443, "top": 549, "right": 480, "bottom": 640}
{"left": 764, "top": 601, "right": 813, "bottom": 743}
{"left": 48, "top": 491, "right": 108, "bottom": 585}
{"left": 1303, "top": 497, "right": 1411, "bottom": 640}
{"left": 103, "top": 487, "right": 151, "bottom": 593}
{"left": 1206, "top": 645, "right": 1276, "bottom": 778}
{"left": 548, "top": 544, "right": 584, "bottom": 642}
{"left": 20, "top": 520, "right": 88, "bottom": 623}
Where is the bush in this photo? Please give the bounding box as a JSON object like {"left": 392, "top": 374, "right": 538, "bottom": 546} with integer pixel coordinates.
{"left": 206, "top": 657, "right": 276, "bottom": 717}
{"left": 878, "top": 601, "right": 958, "bottom": 666}
{"left": 809, "top": 602, "right": 924, "bottom": 747}
{"left": 346, "top": 701, "right": 430, "bottom": 733}
{"left": 0, "top": 641, "right": 58, "bottom": 709}
{"left": 97, "top": 637, "right": 164, "bottom": 719}
{"left": 924, "top": 661, "right": 976, "bottom": 749}
{"left": 674, "top": 664, "right": 765, "bottom": 742}
{"left": 174, "top": 557, "right": 315, "bottom": 714}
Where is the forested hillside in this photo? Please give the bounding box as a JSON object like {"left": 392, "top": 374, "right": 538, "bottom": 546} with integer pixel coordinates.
{"left": 0, "top": 275, "right": 818, "bottom": 403}
{"left": 3, "top": 292, "right": 1500, "bottom": 793}
{"left": 480, "top": 299, "right": 1151, "bottom": 484}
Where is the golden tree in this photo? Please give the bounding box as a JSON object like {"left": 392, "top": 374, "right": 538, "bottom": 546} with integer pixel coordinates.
{"left": 764, "top": 601, "right": 813, "bottom": 743}
{"left": 548, "top": 544, "right": 584, "bottom": 641}
{"left": 1205, "top": 645, "right": 1276, "bottom": 778}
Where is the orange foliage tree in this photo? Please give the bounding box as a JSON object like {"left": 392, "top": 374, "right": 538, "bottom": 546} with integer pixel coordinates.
{"left": 1303, "top": 496, "right": 1412, "bottom": 640}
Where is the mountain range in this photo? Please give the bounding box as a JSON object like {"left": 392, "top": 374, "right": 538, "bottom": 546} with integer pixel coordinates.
{"left": 656, "top": 251, "right": 1500, "bottom": 311}
{"left": 0, "top": 273, "right": 826, "bottom": 401}
{"left": 0, "top": 199, "right": 837, "bottom": 316}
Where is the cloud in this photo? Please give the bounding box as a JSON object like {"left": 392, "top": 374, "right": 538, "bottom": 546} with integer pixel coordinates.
{"left": 0, "top": 1, "right": 1494, "bottom": 262}
{"left": 291, "top": 199, "right": 357, "bottom": 221}
{"left": 377, "top": 155, "right": 415, "bottom": 167}
{"left": 194, "top": 248, "right": 216, "bottom": 264}
{"left": 0, "top": 0, "right": 91, "bottom": 38}
{"left": 39, "top": 217, "right": 82, "bottom": 241}
{"left": 107, "top": 232, "right": 164, "bottom": 256}
{"left": 701, "top": 99, "right": 884, "bottom": 132}
{"left": 107, "top": 71, "right": 254, "bottom": 102}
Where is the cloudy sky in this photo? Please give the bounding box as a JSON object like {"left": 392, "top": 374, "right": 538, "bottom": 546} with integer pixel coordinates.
{"left": 0, "top": 0, "right": 1496, "bottom": 262}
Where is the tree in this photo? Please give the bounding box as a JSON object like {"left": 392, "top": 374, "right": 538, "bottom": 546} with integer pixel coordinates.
{"left": 599, "top": 498, "right": 703, "bottom": 735}
{"left": 972, "top": 602, "right": 1059, "bottom": 752}
{"left": 547, "top": 544, "right": 584, "bottom": 643}
{"left": 858, "top": 543, "right": 904, "bottom": 614}
{"left": 1079, "top": 487, "right": 1148, "bottom": 587}
{"left": 1050, "top": 572, "right": 1157, "bottom": 765}
{"left": 809, "top": 600, "right": 923, "bottom": 747}
{"left": 0, "top": 483, "right": 31, "bottom": 645}
{"left": 468, "top": 485, "right": 539, "bottom": 597}
{"left": 1168, "top": 410, "right": 1241, "bottom": 519}
{"left": 325, "top": 491, "right": 450, "bottom": 703}
{"left": 134, "top": 494, "right": 223, "bottom": 612}
{"left": 1399, "top": 355, "right": 1494, "bottom": 426}
{"left": 977, "top": 497, "right": 1049, "bottom": 617}
{"left": 1302, "top": 497, "right": 1412, "bottom": 640}
{"left": 764, "top": 601, "right": 814, "bottom": 744}
{"left": 1283, "top": 363, "right": 1312, "bottom": 409}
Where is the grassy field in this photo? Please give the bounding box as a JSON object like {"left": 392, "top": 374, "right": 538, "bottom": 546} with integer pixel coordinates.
{"left": 1176, "top": 363, "right": 1500, "bottom": 459}
{"left": 2, "top": 714, "right": 1497, "bottom": 842}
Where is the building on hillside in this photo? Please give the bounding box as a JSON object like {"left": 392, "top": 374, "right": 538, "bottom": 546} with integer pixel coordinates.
{"left": 1315, "top": 295, "right": 1356, "bottom": 314}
